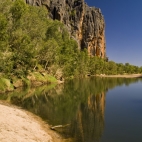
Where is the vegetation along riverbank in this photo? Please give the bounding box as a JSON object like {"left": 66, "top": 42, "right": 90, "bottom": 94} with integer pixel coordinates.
{"left": 0, "top": 0, "right": 142, "bottom": 93}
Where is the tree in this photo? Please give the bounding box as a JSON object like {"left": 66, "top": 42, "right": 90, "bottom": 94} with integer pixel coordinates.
{"left": 107, "top": 61, "right": 117, "bottom": 75}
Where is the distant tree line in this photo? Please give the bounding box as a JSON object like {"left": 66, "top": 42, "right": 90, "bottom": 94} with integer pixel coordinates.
{"left": 0, "top": 0, "right": 142, "bottom": 80}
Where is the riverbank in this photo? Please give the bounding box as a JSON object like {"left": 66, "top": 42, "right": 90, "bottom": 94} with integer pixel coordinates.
{"left": 0, "top": 71, "right": 58, "bottom": 94}
{"left": 97, "top": 74, "right": 142, "bottom": 78}
{"left": 0, "top": 101, "right": 64, "bottom": 142}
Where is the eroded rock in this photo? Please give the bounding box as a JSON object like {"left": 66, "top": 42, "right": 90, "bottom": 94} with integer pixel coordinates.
{"left": 25, "top": 0, "right": 106, "bottom": 58}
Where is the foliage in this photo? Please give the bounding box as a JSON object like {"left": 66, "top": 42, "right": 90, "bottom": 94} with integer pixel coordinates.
{"left": 0, "top": 78, "right": 14, "bottom": 92}
{"left": 0, "top": 0, "right": 142, "bottom": 81}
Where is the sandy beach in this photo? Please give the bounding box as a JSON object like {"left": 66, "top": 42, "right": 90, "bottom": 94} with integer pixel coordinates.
{"left": 98, "top": 74, "right": 142, "bottom": 78}
{"left": 0, "top": 101, "right": 63, "bottom": 142}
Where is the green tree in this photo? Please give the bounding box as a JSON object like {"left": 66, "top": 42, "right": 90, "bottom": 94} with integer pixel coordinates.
{"left": 107, "top": 61, "right": 117, "bottom": 75}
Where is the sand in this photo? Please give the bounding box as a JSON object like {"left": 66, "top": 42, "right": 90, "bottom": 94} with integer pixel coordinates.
{"left": 98, "top": 74, "right": 142, "bottom": 78}
{"left": 0, "top": 102, "right": 63, "bottom": 142}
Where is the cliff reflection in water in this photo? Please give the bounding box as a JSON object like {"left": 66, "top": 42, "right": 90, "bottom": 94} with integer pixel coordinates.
{"left": 1, "top": 77, "right": 142, "bottom": 142}
{"left": 70, "top": 92, "right": 105, "bottom": 142}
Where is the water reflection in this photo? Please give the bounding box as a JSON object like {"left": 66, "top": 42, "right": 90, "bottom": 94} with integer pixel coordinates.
{"left": 1, "top": 77, "right": 142, "bottom": 141}
{"left": 69, "top": 92, "right": 105, "bottom": 142}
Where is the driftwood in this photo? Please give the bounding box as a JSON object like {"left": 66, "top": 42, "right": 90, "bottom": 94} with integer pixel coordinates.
{"left": 50, "top": 124, "right": 70, "bottom": 130}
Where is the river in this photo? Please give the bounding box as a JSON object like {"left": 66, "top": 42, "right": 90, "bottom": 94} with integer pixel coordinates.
{"left": 1, "top": 77, "right": 142, "bottom": 142}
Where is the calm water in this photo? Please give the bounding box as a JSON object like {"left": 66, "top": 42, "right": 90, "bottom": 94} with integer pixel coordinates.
{"left": 1, "top": 77, "right": 142, "bottom": 142}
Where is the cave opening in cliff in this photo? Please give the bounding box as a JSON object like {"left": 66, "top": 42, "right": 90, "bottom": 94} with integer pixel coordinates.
{"left": 53, "top": 7, "right": 61, "bottom": 21}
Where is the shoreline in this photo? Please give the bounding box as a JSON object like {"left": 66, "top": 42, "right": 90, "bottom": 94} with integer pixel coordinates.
{"left": 0, "top": 72, "right": 59, "bottom": 94}
{"left": 0, "top": 101, "right": 63, "bottom": 142}
{"left": 96, "top": 74, "right": 142, "bottom": 78}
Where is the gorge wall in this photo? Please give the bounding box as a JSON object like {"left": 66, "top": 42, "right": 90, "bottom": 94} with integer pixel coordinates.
{"left": 25, "top": 0, "right": 106, "bottom": 58}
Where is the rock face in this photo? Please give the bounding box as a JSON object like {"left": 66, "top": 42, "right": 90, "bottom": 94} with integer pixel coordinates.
{"left": 25, "top": 0, "right": 106, "bottom": 58}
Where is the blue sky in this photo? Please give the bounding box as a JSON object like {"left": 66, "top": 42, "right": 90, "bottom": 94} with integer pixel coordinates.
{"left": 85, "top": 0, "right": 142, "bottom": 66}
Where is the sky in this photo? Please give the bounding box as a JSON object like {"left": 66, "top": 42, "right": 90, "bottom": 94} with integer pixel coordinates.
{"left": 85, "top": 0, "right": 142, "bottom": 66}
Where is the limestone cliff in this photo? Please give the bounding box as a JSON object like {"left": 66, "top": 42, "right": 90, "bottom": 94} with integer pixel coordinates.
{"left": 25, "top": 0, "right": 106, "bottom": 58}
